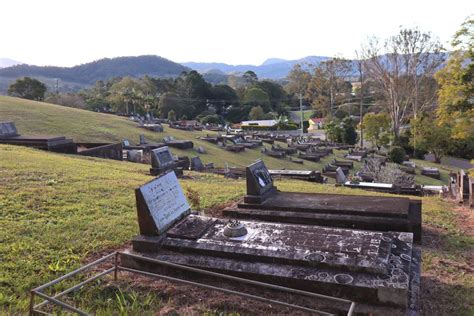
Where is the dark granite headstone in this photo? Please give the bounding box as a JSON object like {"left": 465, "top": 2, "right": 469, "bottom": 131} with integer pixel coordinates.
{"left": 190, "top": 156, "right": 204, "bottom": 171}
{"left": 135, "top": 171, "right": 191, "bottom": 235}
{"left": 151, "top": 146, "right": 174, "bottom": 169}
{"left": 0, "top": 121, "right": 19, "bottom": 138}
{"left": 244, "top": 160, "right": 277, "bottom": 203}
{"left": 150, "top": 146, "right": 178, "bottom": 176}
{"left": 139, "top": 134, "right": 146, "bottom": 145}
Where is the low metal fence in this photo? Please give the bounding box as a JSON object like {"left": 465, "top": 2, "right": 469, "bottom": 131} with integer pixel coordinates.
{"left": 30, "top": 251, "right": 356, "bottom": 316}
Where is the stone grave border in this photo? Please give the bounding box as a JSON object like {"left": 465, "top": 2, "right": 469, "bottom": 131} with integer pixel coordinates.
{"left": 28, "top": 251, "right": 356, "bottom": 316}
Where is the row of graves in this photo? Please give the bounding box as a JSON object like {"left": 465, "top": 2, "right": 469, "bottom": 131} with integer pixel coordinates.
{"left": 36, "top": 159, "right": 422, "bottom": 314}
{"left": 199, "top": 134, "right": 262, "bottom": 153}
{"left": 123, "top": 135, "right": 195, "bottom": 163}
{"left": 169, "top": 120, "right": 203, "bottom": 131}
{"left": 0, "top": 121, "right": 124, "bottom": 160}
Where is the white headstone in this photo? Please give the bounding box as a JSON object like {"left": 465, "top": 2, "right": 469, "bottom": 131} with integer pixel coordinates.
{"left": 138, "top": 171, "right": 190, "bottom": 234}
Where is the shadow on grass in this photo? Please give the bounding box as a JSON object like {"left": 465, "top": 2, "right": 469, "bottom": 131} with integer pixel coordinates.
{"left": 420, "top": 275, "right": 473, "bottom": 316}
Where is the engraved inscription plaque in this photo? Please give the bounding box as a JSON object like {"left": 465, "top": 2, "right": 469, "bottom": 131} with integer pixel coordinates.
{"left": 136, "top": 171, "right": 190, "bottom": 235}
{"left": 151, "top": 146, "right": 175, "bottom": 169}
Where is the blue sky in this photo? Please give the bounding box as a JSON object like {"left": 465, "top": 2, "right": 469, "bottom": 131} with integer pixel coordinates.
{"left": 1, "top": 0, "right": 472, "bottom": 66}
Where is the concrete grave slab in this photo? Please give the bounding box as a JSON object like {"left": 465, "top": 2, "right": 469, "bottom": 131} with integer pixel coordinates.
{"left": 224, "top": 160, "right": 422, "bottom": 243}
{"left": 125, "top": 173, "right": 420, "bottom": 311}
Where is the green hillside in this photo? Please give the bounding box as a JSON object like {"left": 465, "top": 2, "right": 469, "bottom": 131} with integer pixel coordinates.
{"left": 0, "top": 96, "right": 456, "bottom": 185}
{"left": 0, "top": 145, "right": 472, "bottom": 314}
{"left": 0, "top": 96, "right": 343, "bottom": 171}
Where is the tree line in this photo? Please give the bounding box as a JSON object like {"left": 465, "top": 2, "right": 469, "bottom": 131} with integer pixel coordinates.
{"left": 7, "top": 16, "right": 473, "bottom": 160}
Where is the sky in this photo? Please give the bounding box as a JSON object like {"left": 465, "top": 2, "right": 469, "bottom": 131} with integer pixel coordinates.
{"left": 1, "top": 0, "right": 472, "bottom": 67}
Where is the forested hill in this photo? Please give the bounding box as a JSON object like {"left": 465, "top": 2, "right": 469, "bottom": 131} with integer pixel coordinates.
{"left": 0, "top": 55, "right": 189, "bottom": 84}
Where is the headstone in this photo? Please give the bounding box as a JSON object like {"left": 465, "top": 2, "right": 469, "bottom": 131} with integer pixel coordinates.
{"left": 135, "top": 171, "right": 191, "bottom": 235}
{"left": 139, "top": 134, "right": 146, "bottom": 145}
{"left": 335, "top": 167, "right": 347, "bottom": 184}
{"left": 196, "top": 146, "right": 207, "bottom": 154}
{"left": 0, "top": 121, "right": 19, "bottom": 138}
{"left": 127, "top": 150, "right": 143, "bottom": 163}
{"left": 123, "top": 139, "right": 130, "bottom": 147}
{"left": 151, "top": 146, "right": 175, "bottom": 170}
{"left": 402, "top": 161, "right": 416, "bottom": 169}
{"left": 190, "top": 156, "right": 205, "bottom": 171}
{"left": 421, "top": 167, "right": 440, "bottom": 179}
{"left": 244, "top": 160, "right": 277, "bottom": 203}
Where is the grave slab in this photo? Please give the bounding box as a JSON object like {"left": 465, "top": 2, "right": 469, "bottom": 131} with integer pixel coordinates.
{"left": 124, "top": 170, "right": 420, "bottom": 312}
{"left": 225, "top": 160, "right": 422, "bottom": 243}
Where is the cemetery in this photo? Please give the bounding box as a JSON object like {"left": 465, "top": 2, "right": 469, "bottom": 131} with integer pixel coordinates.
{"left": 121, "top": 170, "right": 421, "bottom": 314}
{"left": 0, "top": 97, "right": 472, "bottom": 315}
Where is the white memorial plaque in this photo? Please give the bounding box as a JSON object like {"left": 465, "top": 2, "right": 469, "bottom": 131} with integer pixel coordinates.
{"left": 139, "top": 171, "right": 190, "bottom": 234}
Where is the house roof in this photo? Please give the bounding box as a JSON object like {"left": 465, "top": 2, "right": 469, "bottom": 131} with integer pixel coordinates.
{"left": 241, "top": 120, "right": 277, "bottom": 127}
{"left": 309, "top": 118, "right": 324, "bottom": 124}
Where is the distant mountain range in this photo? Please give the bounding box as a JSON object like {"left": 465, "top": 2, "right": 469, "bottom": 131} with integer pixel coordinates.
{"left": 0, "top": 55, "right": 190, "bottom": 93}
{"left": 182, "top": 56, "right": 331, "bottom": 80}
{"left": 0, "top": 54, "right": 334, "bottom": 94}
{"left": 0, "top": 58, "right": 23, "bottom": 68}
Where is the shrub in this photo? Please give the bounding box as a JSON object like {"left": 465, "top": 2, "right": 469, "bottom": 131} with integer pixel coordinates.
{"left": 388, "top": 146, "right": 406, "bottom": 164}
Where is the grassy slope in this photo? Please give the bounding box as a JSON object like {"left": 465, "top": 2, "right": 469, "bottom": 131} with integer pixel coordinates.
{"left": 0, "top": 96, "right": 332, "bottom": 171}
{"left": 0, "top": 96, "right": 454, "bottom": 185}
{"left": 0, "top": 145, "right": 472, "bottom": 314}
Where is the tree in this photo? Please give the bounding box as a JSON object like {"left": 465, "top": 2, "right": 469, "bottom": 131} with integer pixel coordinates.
{"left": 209, "top": 84, "right": 238, "bottom": 114}
{"left": 248, "top": 106, "right": 266, "bottom": 120}
{"left": 435, "top": 16, "right": 474, "bottom": 159}
{"left": 363, "top": 112, "right": 391, "bottom": 149}
{"left": 285, "top": 64, "right": 311, "bottom": 95}
{"left": 410, "top": 115, "right": 452, "bottom": 163}
{"left": 243, "top": 70, "right": 258, "bottom": 85}
{"left": 175, "top": 71, "right": 211, "bottom": 117}
{"left": 341, "top": 117, "right": 358, "bottom": 145}
{"left": 107, "top": 77, "right": 144, "bottom": 114}
{"left": 243, "top": 87, "right": 271, "bottom": 112}
{"left": 325, "top": 120, "right": 344, "bottom": 143}
{"left": 158, "top": 92, "right": 193, "bottom": 119}
{"left": 361, "top": 28, "right": 445, "bottom": 139}
{"left": 306, "top": 58, "right": 352, "bottom": 117}
{"left": 8, "top": 77, "right": 47, "bottom": 101}
{"left": 254, "top": 80, "right": 288, "bottom": 113}
{"left": 325, "top": 118, "right": 358, "bottom": 145}
{"left": 167, "top": 109, "right": 176, "bottom": 122}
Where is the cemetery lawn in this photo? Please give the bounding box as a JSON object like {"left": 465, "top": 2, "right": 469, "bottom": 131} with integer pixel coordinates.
{"left": 0, "top": 96, "right": 454, "bottom": 186}
{"left": 0, "top": 145, "right": 472, "bottom": 315}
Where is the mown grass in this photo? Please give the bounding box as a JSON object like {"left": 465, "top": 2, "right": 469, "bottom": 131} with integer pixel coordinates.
{"left": 0, "top": 96, "right": 453, "bottom": 186}
{"left": 0, "top": 145, "right": 472, "bottom": 314}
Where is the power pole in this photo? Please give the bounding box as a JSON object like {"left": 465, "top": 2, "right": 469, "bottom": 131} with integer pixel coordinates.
{"left": 299, "top": 92, "right": 304, "bottom": 136}
{"left": 358, "top": 61, "right": 364, "bottom": 148}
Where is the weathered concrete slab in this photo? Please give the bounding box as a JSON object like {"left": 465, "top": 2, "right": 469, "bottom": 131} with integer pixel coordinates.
{"left": 128, "top": 215, "right": 417, "bottom": 308}
{"left": 228, "top": 160, "right": 422, "bottom": 243}
{"left": 126, "top": 165, "right": 420, "bottom": 312}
